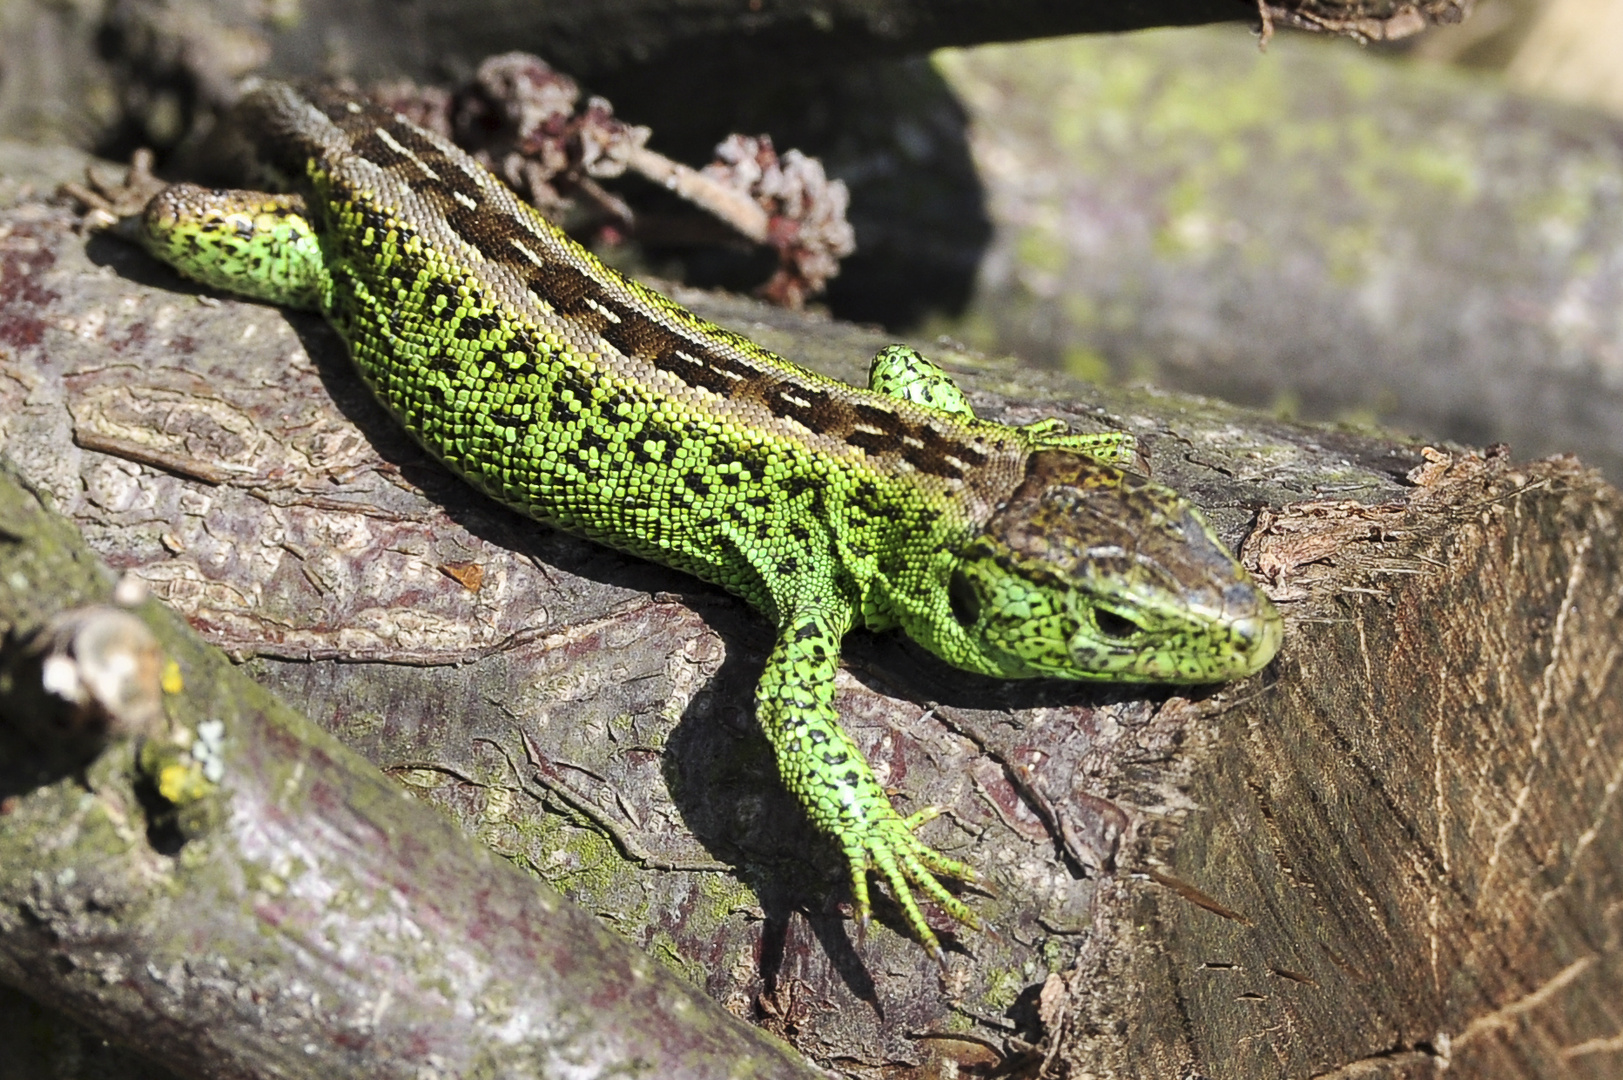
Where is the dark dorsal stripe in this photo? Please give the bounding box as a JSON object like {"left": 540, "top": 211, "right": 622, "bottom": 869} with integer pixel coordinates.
{"left": 296, "top": 87, "right": 1011, "bottom": 483}
{"left": 765, "top": 384, "right": 835, "bottom": 430}
{"left": 917, "top": 422, "right": 989, "bottom": 470}
{"left": 845, "top": 427, "right": 899, "bottom": 456}
{"left": 446, "top": 202, "right": 532, "bottom": 268}
{"left": 346, "top": 127, "right": 413, "bottom": 175}
{"left": 524, "top": 261, "right": 599, "bottom": 319}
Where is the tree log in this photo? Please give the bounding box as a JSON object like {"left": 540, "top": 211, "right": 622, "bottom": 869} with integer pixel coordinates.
{"left": 933, "top": 28, "right": 1623, "bottom": 485}
{"left": 0, "top": 442, "right": 822, "bottom": 1076}
{"left": 1, "top": 0, "right": 1468, "bottom": 149}
{"left": 1, "top": 161, "right": 1621, "bottom": 1078}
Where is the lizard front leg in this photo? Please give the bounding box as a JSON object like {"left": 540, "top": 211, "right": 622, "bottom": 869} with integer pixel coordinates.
{"left": 869, "top": 344, "right": 1141, "bottom": 468}
{"left": 754, "top": 598, "right": 979, "bottom": 962}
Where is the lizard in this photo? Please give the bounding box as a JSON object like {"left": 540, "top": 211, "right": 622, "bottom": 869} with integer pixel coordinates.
{"left": 117, "top": 80, "right": 1283, "bottom": 963}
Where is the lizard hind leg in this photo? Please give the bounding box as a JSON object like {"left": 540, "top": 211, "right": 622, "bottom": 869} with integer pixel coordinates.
{"left": 754, "top": 599, "right": 980, "bottom": 962}
{"left": 133, "top": 183, "right": 331, "bottom": 311}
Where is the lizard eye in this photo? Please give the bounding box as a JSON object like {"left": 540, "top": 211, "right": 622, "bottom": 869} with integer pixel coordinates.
{"left": 1094, "top": 608, "right": 1143, "bottom": 641}
{"left": 948, "top": 569, "right": 981, "bottom": 628}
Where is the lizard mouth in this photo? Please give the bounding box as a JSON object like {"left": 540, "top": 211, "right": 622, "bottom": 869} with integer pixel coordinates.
{"left": 1223, "top": 596, "right": 1284, "bottom": 676}
{"left": 1082, "top": 579, "right": 1281, "bottom": 683}
{"left": 1124, "top": 575, "right": 1282, "bottom": 681}
{"left": 1197, "top": 577, "right": 1284, "bottom": 676}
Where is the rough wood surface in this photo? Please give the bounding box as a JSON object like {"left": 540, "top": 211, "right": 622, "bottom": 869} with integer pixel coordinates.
{"left": 1118, "top": 450, "right": 1623, "bottom": 1076}
{"left": 1, "top": 163, "right": 1621, "bottom": 1077}
{"left": 0, "top": 443, "right": 823, "bottom": 1077}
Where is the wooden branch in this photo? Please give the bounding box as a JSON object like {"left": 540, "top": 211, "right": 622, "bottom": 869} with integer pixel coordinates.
{"left": 3, "top": 154, "right": 1621, "bottom": 1079}
{"left": 0, "top": 478, "right": 824, "bottom": 1076}
{"left": 2, "top": 0, "right": 1481, "bottom": 151}
{"left": 932, "top": 30, "right": 1623, "bottom": 488}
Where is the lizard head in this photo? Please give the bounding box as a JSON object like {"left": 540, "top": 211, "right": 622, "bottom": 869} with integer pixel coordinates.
{"left": 936, "top": 450, "right": 1281, "bottom": 683}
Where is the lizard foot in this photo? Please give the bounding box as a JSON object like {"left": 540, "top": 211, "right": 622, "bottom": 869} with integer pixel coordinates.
{"left": 842, "top": 804, "right": 981, "bottom": 966}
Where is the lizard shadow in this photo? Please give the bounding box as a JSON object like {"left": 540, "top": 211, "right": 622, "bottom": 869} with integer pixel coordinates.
{"left": 658, "top": 620, "right": 1198, "bottom": 1004}
{"left": 276, "top": 310, "right": 906, "bottom": 998}
{"left": 848, "top": 630, "right": 1178, "bottom": 714}
{"left": 655, "top": 601, "right": 897, "bottom": 1006}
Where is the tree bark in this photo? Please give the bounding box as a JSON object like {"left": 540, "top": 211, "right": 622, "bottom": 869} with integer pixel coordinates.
{"left": 2, "top": 156, "right": 1621, "bottom": 1078}
{"left": 0, "top": 453, "right": 823, "bottom": 1076}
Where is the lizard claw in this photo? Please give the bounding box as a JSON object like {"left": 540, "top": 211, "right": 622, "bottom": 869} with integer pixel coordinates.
{"left": 842, "top": 805, "right": 980, "bottom": 959}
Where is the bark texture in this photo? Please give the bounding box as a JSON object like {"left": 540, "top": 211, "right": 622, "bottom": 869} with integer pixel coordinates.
{"left": 0, "top": 435, "right": 823, "bottom": 1077}
{"left": 1, "top": 159, "right": 1621, "bottom": 1077}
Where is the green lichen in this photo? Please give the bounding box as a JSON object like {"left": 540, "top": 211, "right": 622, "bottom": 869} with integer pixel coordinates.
{"left": 1063, "top": 345, "right": 1112, "bottom": 385}
{"left": 645, "top": 929, "right": 708, "bottom": 984}
{"left": 979, "top": 960, "right": 1031, "bottom": 1013}
{"left": 695, "top": 866, "right": 759, "bottom": 929}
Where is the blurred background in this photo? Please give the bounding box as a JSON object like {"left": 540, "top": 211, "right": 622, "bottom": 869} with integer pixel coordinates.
{"left": 915, "top": 14, "right": 1623, "bottom": 482}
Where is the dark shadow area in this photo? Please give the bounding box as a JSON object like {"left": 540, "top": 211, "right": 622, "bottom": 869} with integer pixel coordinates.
{"left": 86, "top": 16, "right": 204, "bottom": 165}
{"left": 0, "top": 982, "right": 184, "bottom": 1080}
{"left": 84, "top": 228, "right": 209, "bottom": 292}
{"left": 652, "top": 602, "right": 892, "bottom": 1004}
{"left": 131, "top": 758, "right": 188, "bottom": 856}
{"left": 598, "top": 56, "right": 993, "bottom": 332}
{"left": 0, "top": 730, "right": 83, "bottom": 804}
{"left": 0, "top": 645, "right": 109, "bottom": 803}
{"left": 1003, "top": 978, "right": 1052, "bottom": 1046}
{"left": 845, "top": 624, "right": 1189, "bottom": 717}
{"left": 82, "top": 53, "right": 994, "bottom": 336}
{"left": 750, "top": 874, "right": 884, "bottom": 1016}
{"left": 440, "top": 2, "right": 1253, "bottom": 89}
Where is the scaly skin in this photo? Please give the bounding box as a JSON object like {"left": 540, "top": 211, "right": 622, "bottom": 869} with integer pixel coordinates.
{"left": 130, "top": 82, "right": 1283, "bottom": 962}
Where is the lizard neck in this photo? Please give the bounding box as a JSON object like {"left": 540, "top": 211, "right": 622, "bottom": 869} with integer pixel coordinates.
{"left": 853, "top": 439, "right": 1031, "bottom": 640}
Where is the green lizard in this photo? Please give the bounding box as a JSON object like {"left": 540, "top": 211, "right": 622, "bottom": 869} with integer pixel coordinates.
{"left": 125, "top": 81, "right": 1282, "bottom": 962}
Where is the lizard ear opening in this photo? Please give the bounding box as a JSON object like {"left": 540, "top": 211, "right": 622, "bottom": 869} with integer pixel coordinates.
{"left": 1094, "top": 608, "right": 1143, "bottom": 641}
{"left": 948, "top": 569, "right": 981, "bottom": 629}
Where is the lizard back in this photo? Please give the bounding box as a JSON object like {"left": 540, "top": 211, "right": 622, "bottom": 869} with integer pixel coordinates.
{"left": 236, "top": 84, "right": 1030, "bottom": 616}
